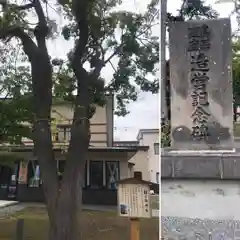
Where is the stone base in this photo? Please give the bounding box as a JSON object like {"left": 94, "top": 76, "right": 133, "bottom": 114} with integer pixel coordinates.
{"left": 161, "top": 149, "right": 240, "bottom": 180}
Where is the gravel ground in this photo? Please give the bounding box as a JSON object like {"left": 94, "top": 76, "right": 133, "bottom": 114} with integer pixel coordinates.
{"left": 162, "top": 216, "right": 240, "bottom": 239}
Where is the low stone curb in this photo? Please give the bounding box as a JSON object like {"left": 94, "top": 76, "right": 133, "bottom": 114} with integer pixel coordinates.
{"left": 162, "top": 151, "right": 240, "bottom": 180}
{"left": 0, "top": 201, "right": 19, "bottom": 209}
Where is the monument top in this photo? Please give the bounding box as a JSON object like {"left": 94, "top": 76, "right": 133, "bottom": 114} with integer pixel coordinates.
{"left": 169, "top": 18, "right": 234, "bottom": 150}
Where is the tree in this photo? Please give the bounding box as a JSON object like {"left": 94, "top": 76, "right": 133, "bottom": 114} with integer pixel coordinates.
{"left": 0, "top": 43, "right": 33, "bottom": 143}
{"left": 0, "top": 0, "right": 159, "bottom": 239}
{"left": 167, "top": 0, "right": 218, "bottom": 23}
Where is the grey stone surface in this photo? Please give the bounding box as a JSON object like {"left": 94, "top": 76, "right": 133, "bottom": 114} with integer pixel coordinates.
{"left": 161, "top": 157, "right": 173, "bottom": 178}
{"left": 162, "top": 216, "right": 240, "bottom": 239}
{"left": 161, "top": 151, "right": 240, "bottom": 180}
{"left": 169, "top": 18, "right": 234, "bottom": 150}
{"left": 174, "top": 156, "right": 221, "bottom": 179}
{"left": 221, "top": 156, "right": 240, "bottom": 179}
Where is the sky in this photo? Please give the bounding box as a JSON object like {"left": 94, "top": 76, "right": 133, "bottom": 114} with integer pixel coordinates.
{"left": 36, "top": 0, "right": 239, "bottom": 141}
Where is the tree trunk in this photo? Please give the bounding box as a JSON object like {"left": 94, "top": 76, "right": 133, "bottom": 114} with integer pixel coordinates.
{"left": 46, "top": 115, "right": 88, "bottom": 240}
{"left": 30, "top": 47, "right": 90, "bottom": 239}
{"left": 49, "top": 201, "right": 79, "bottom": 240}
{"left": 48, "top": 154, "right": 85, "bottom": 240}
{"left": 48, "top": 186, "right": 82, "bottom": 240}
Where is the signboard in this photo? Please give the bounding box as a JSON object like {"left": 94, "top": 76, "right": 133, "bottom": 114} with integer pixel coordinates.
{"left": 117, "top": 183, "right": 151, "bottom": 219}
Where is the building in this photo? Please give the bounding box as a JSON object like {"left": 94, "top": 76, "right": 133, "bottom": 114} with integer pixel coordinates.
{"left": 114, "top": 129, "right": 160, "bottom": 184}
{"left": 114, "top": 141, "right": 149, "bottom": 180}
{"left": 135, "top": 129, "right": 159, "bottom": 183}
{"left": 0, "top": 95, "right": 147, "bottom": 205}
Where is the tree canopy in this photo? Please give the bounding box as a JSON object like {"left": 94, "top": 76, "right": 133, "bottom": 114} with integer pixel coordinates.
{"left": 167, "top": 0, "right": 218, "bottom": 22}
{"left": 0, "top": 0, "right": 159, "bottom": 144}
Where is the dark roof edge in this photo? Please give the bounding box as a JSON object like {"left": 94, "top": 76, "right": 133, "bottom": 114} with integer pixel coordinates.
{"left": 0, "top": 145, "right": 145, "bottom": 153}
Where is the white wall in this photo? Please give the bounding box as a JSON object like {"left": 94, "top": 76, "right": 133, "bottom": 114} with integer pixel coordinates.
{"left": 129, "top": 150, "right": 150, "bottom": 181}
{"left": 138, "top": 132, "right": 159, "bottom": 183}
{"left": 162, "top": 180, "right": 240, "bottom": 221}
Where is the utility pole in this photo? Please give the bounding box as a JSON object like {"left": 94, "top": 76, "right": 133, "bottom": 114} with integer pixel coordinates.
{"left": 160, "top": 0, "right": 167, "bottom": 124}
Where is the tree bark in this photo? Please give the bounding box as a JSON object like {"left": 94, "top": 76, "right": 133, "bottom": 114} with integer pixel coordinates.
{"left": 46, "top": 86, "right": 90, "bottom": 240}
{"left": 48, "top": 197, "right": 80, "bottom": 240}
{"left": 30, "top": 53, "right": 90, "bottom": 239}
{"left": 48, "top": 163, "right": 85, "bottom": 240}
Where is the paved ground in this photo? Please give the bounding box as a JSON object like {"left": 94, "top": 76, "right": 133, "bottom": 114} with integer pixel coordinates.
{"left": 162, "top": 216, "right": 240, "bottom": 239}
{"left": 0, "top": 201, "right": 159, "bottom": 218}
{"left": 0, "top": 200, "right": 17, "bottom": 208}
{"left": 0, "top": 204, "right": 25, "bottom": 219}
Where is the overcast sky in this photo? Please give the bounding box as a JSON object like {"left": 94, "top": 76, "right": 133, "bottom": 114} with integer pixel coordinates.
{"left": 47, "top": 0, "right": 236, "bottom": 141}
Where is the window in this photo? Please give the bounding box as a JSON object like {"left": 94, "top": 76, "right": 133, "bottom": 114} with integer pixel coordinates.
{"left": 0, "top": 166, "right": 12, "bottom": 185}
{"left": 89, "top": 161, "right": 103, "bottom": 189}
{"left": 27, "top": 161, "right": 41, "bottom": 187}
{"left": 105, "top": 161, "right": 119, "bottom": 190}
{"left": 156, "top": 172, "right": 159, "bottom": 184}
{"left": 154, "top": 143, "right": 159, "bottom": 155}
{"left": 58, "top": 126, "right": 71, "bottom": 142}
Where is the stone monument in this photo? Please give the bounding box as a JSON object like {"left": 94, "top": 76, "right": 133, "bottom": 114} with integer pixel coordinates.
{"left": 162, "top": 19, "right": 240, "bottom": 238}
{"left": 161, "top": 18, "right": 240, "bottom": 180}
{"left": 169, "top": 18, "right": 234, "bottom": 150}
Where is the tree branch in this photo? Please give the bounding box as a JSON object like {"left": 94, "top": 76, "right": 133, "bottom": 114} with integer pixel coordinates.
{"left": 0, "top": 2, "right": 34, "bottom": 11}
{"left": 63, "top": 0, "right": 91, "bottom": 181}
{"left": 0, "top": 26, "right": 38, "bottom": 60}
{"left": 89, "top": 38, "right": 105, "bottom": 81}
{"left": 179, "top": 0, "right": 187, "bottom": 18}
{"left": 32, "top": 0, "right": 48, "bottom": 51}
{"left": 104, "top": 22, "right": 159, "bottom": 65}
{"left": 71, "top": 0, "right": 89, "bottom": 76}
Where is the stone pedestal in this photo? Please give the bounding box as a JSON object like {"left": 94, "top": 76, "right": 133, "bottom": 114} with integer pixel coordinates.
{"left": 161, "top": 149, "right": 240, "bottom": 180}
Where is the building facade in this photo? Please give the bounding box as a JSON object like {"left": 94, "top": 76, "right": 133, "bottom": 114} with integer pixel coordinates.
{"left": 136, "top": 129, "right": 160, "bottom": 183}
{"left": 0, "top": 95, "right": 145, "bottom": 205}
{"left": 114, "top": 129, "right": 160, "bottom": 184}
